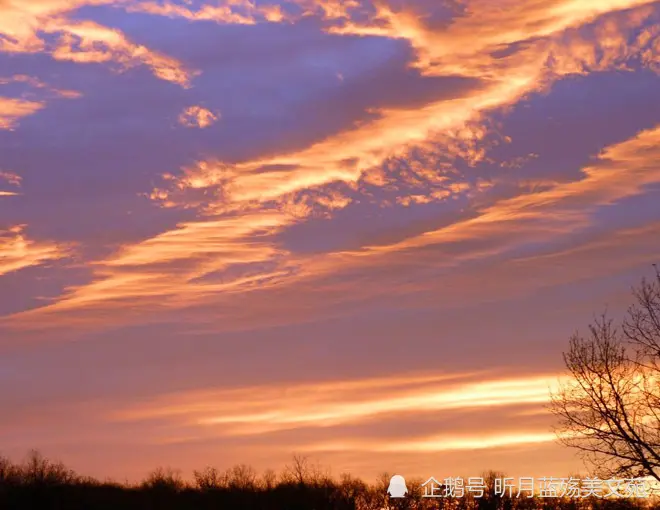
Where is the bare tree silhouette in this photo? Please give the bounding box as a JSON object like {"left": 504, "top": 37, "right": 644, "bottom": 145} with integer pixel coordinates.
{"left": 193, "top": 466, "right": 225, "bottom": 490}
{"left": 551, "top": 266, "right": 660, "bottom": 482}
{"left": 21, "top": 450, "right": 77, "bottom": 486}
{"left": 225, "top": 463, "right": 258, "bottom": 490}
{"left": 283, "top": 453, "right": 329, "bottom": 486}
{"left": 142, "top": 466, "right": 185, "bottom": 491}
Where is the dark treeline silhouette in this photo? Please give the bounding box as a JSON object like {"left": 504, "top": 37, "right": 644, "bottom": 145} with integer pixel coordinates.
{"left": 0, "top": 450, "right": 657, "bottom": 509}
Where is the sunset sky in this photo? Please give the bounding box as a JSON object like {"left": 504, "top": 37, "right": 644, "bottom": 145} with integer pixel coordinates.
{"left": 1, "top": 0, "right": 660, "bottom": 484}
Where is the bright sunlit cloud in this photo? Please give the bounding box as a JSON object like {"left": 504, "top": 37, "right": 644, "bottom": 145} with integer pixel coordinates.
{"left": 0, "top": 226, "right": 71, "bottom": 276}
{"left": 178, "top": 106, "right": 219, "bottom": 128}
{"left": 0, "top": 97, "right": 45, "bottom": 129}
{"left": 112, "top": 372, "right": 564, "bottom": 441}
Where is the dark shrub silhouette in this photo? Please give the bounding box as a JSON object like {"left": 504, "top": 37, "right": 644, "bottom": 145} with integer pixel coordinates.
{"left": 1, "top": 450, "right": 655, "bottom": 509}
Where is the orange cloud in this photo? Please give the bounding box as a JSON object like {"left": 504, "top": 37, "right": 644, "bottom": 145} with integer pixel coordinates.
{"left": 327, "top": 0, "right": 659, "bottom": 75}
{"left": 150, "top": 0, "right": 659, "bottom": 216}
{"left": 6, "top": 211, "right": 300, "bottom": 318}
{"left": 0, "top": 0, "right": 194, "bottom": 86}
{"left": 0, "top": 225, "right": 71, "bottom": 277}
{"left": 304, "top": 432, "right": 559, "bottom": 454}
{"left": 0, "top": 97, "right": 45, "bottom": 129}
{"left": 0, "top": 170, "right": 22, "bottom": 197}
{"left": 111, "top": 371, "right": 564, "bottom": 449}
{"left": 156, "top": 86, "right": 516, "bottom": 209}
{"left": 0, "top": 74, "right": 82, "bottom": 130}
{"left": 125, "top": 0, "right": 260, "bottom": 24}
{"left": 5, "top": 0, "right": 660, "bottom": 328}
{"left": 0, "top": 74, "right": 81, "bottom": 98}
{"left": 340, "top": 123, "right": 660, "bottom": 259}
{"left": 178, "top": 106, "right": 219, "bottom": 128}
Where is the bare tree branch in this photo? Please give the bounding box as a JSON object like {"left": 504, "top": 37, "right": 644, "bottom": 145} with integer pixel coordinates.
{"left": 551, "top": 267, "right": 660, "bottom": 482}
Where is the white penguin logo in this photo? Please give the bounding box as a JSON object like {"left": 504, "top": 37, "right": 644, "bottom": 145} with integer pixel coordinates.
{"left": 387, "top": 474, "right": 408, "bottom": 498}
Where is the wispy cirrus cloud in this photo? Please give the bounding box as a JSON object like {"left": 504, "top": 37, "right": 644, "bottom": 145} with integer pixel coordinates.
{"left": 0, "top": 225, "right": 71, "bottom": 277}
{"left": 0, "top": 97, "right": 45, "bottom": 130}
{"left": 0, "top": 74, "right": 82, "bottom": 130}
{"left": 2, "top": 211, "right": 299, "bottom": 321}
{"left": 110, "top": 370, "right": 564, "bottom": 452}
{"left": 17, "top": 117, "right": 658, "bottom": 330}
{"left": 124, "top": 0, "right": 283, "bottom": 23}
{"left": 304, "top": 432, "right": 560, "bottom": 454}
{"left": 3, "top": 0, "right": 659, "bottom": 331}
{"left": 333, "top": 123, "right": 660, "bottom": 260}
{"left": 0, "top": 74, "right": 81, "bottom": 99}
{"left": 147, "top": 0, "right": 659, "bottom": 216}
{"left": 0, "top": 0, "right": 194, "bottom": 86}
{"left": 0, "top": 170, "right": 22, "bottom": 197}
